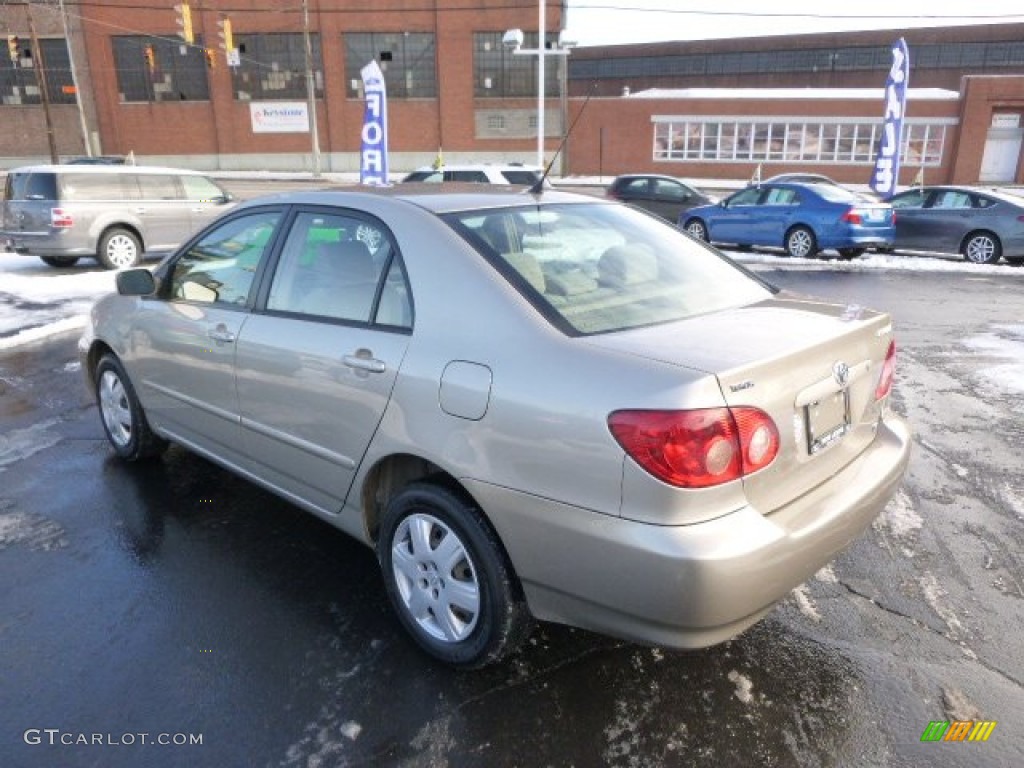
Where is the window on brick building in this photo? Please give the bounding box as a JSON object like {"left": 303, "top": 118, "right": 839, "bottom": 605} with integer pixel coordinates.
{"left": 229, "top": 33, "right": 322, "bottom": 101}
{"left": 473, "top": 32, "right": 559, "bottom": 98}
{"left": 653, "top": 117, "right": 950, "bottom": 167}
{"left": 1, "top": 38, "right": 77, "bottom": 107}
{"left": 344, "top": 33, "right": 436, "bottom": 98}
{"left": 112, "top": 35, "right": 210, "bottom": 103}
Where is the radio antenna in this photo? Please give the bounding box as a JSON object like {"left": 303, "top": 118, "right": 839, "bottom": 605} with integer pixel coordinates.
{"left": 529, "top": 82, "right": 598, "bottom": 196}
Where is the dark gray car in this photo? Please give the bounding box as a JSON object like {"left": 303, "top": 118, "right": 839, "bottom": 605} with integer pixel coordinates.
{"left": 607, "top": 174, "right": 717, "bottom": 222}
{"left": 888, "top": 185, "right": 1024, "bottom": 264}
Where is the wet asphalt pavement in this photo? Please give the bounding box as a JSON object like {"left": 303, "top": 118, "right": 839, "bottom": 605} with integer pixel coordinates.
{"left": 1, "top": 267, "right": 1023, "bottom": 767}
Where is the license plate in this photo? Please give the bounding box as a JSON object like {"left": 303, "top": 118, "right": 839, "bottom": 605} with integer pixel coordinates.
{"left": 866, "top": 209, "right": 885, "bottom": 222}
{"left": 805, "top": 390, "right": 850, "bottom": 454}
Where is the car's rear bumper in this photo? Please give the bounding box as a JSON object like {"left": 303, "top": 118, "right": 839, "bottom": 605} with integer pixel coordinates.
{"left": 468, "top": 412, "right": 911, "bottom": 649}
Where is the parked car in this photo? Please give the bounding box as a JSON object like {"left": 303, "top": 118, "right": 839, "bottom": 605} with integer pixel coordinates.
{"left": 887, "top": 185, "right": 1024, "bottom": 265}
{"left": 681, "top": 181, "right": 895, "bottom": 258}
{"left": 63, "top": 155, "right": 128, "bottom": 165}
{"left": 80, "top": 186, "right": 910, "bottom": 668}
{"left": 402, "top": 163, "right": 544, "bottom": 186}
{"left": 1, "top": 164, "right": 234, "bottom": 269}
{"left": 762, "top": 172, "right": 842, "bottom": 187}
{"left": 606, "top": 174, "right": 717, "bottom": 222}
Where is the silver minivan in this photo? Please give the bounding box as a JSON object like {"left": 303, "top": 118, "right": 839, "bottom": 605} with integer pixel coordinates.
{"left": 1, "top": 164, "right": 234, "bottom": 269}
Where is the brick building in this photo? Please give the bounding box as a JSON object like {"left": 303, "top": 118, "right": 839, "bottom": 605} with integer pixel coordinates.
{"left": 1, "top": 6, "right": 1022, "bottom": 185}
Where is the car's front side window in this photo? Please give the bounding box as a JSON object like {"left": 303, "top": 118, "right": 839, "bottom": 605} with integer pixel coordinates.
{"left": 169, "top": 210, "right": 281, "bottom": 306}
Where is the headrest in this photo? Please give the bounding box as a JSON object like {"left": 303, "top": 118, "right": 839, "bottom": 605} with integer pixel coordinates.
{"left": 598, "top": 244, "right": 658, "bottom": 287}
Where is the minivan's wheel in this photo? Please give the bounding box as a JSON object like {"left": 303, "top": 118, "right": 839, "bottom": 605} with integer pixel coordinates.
{"left": 97, "top": 228, "right": 142, "bottom": 270}
{"left": 684, "top": 219, "right": 709, "bottom": 242}
{"left": 40, "top": 256, "right": 80, "bottom": 268}
{"left": 837, "top": 248, "right": 864, "bottom": 260}
{"left": 377, "top": 482, "right": 533, "bottom": 668}
{"left": 962, "top": 232, "right": 1002, "bottom": 265}
{"left": 785, "top": 226, "right": 818, "bottom": 258}
{"left": 95, "top": 354, "right": 167, "bottom": 461}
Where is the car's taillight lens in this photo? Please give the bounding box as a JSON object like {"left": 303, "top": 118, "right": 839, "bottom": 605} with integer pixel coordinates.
{"left": 841, "top": 208, "right": 862, "bottom": 225}
{"left": 608, "top": 407, "right": 780, "bottom": 489}
{"left": 51, "top": 208, "right": 73, "bottom": 228}
{"left": 875, "top": 340, "right": 897, "bottom": 400}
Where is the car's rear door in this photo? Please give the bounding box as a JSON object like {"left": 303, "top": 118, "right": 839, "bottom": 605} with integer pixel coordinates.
{"left": 890, "top": 188, "right": 934, "bottom": 250}
{"left": 234, "top": 208, "right": 413, "bottom": 513}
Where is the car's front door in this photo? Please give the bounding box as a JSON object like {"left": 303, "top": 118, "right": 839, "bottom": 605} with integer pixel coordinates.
{"left": 710, "top": 186, "right": 765, "bottom": 244}
{"left": 128, "top": 208, "right": 284, "bottom": 465}
{"left": 650, "top": 178, "right": 692, "bottom": 221}
{"left": 234, "top": 209, "right": 414, "bottom": 514}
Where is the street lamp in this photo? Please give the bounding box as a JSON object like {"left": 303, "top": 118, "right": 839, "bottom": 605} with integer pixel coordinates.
{"left": 504, "top": 5, "right": 575, "bottom": 170}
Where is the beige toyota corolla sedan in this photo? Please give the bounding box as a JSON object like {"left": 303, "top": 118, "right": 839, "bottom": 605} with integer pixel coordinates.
{"left": 79, "top": 185, "right": 911, "bottom": 668}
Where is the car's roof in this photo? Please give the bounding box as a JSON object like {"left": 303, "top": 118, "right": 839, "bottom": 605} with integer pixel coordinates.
{"left": 611, "top": 173, "right": 688, "bottom": 181}
{"left": 410, "top": 163, "right": 542, "bottom": 172}
{"left": 902, "top": 185, "right": 1024, "bottom": 205}
{"left": 234, "top": 184, "right": 606, "bottom": 215}
{"left": 7, "top": 164, "right": 210, "bottom": 176}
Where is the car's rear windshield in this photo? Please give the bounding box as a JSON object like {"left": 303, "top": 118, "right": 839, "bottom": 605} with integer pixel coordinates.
{"left": 444, "top": 202, "right": 775, "bottom": 336}
{"left": 501, "top": 170, "right": 541, "bottom": 185}
{"left": 811, "top": 184, "right": 868, "bottom": 204}
{"left": 5, "top": 171, "right": 58, "bottom": 202}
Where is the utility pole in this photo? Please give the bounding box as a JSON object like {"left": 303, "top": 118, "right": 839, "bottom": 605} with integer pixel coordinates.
{"left": 302, "top": 0, "right": 321, "bottom": 177}
{"left": 59, "top": 0, "right": 92, "bottom": 156}
{"left": 26, "top": 3, "right": 59, "bottom": 163}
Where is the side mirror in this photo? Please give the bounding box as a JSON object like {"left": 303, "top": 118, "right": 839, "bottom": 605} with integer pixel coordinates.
{"left": 116, "top": 268, "right": 156, "bottom": 296}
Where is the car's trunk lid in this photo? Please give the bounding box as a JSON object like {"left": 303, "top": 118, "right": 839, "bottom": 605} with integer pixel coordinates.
{"left": 584, "top": 294, "right": 895, "bottom": 515}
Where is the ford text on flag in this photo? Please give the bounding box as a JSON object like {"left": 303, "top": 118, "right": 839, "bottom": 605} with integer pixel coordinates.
{"left": 360, "top": 60, "right": 389, "bottom": 185}
{"left": 869, "top": 38, "right": 909, "bottom": 199}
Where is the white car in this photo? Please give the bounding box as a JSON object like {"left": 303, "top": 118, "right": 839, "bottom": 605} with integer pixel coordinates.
{"left": 402, "top": 164, "right": 544, "bottom": 186}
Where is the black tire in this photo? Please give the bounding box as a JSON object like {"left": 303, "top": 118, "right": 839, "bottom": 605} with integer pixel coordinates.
{"left": 377, "top": 481, "right": 533, "bottom": 668}
{"left": 961, "top": 231, "right": 1002, "bottom": 265}
{"left": 97, "top": 227, "right": 143, "bottom": 270}
{"left": 837, "top": 248, "right": 864, "bottom": 260}
{"left": 94, "top": 354, "right": 167, "bottom": 461}
{"left": 684, "top": 218, "right": 709, "bottom": 242}
{"left": 40, "top": 256, "right": 81, "bottom": 268}
{"left": 785, "top": 226, "right": 818, "bottom": 258}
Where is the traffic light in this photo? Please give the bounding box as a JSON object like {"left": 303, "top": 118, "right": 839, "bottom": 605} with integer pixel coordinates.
{"left": 143, "top": 44, "right": 156, "bottom": 73}
{"left": 204, "top": 48, "right": 216, "bottom": 69}
{"left": 217, "top": 18, "right": 233, "bottom": 53}
{"left": 6, "top": 35, "right": 18, "bottom": 64}
{"left": 174, "top": 3, "right": 194, "bottom": 45}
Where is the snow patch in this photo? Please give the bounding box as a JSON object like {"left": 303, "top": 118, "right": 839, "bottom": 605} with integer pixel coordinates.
{"left": 815, "top": 564, "right": 839, "bottom": 583}
{"left": 791, "top": 584, "right": 822, "bottom": 623}
{"left": 919, "top": 572, "right": 964, "bottom": 636}
{"left": 962, "top": 325, "right": 1024, "bottom": 395}
{"left": 339, "top": 721, "right": 362, "bottom": 741}
{"left": 0, "top": 419, "right": 62, "bottom": 470}
{"left": 872, "top": 490, "right": 921, "bottom": 557}
{"left": 727, "top": 670, "right": 755, "bottom": 704}
{"left": 0, "top": 511, "right": 68, "bottom": 551}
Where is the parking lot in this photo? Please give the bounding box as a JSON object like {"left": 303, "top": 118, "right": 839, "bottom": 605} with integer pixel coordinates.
{"left": 2, "top": 231, "right": 1023, "bottom": 766}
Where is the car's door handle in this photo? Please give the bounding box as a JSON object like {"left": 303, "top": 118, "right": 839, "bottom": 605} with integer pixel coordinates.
{"left": 343, "top": 349, "right": 386, "bottom": 374}
{"left": 208, "top": 325, "right": 236, "bottom": 344}
{"left": 134, "top": 207, "right": 147, "bottom": 214}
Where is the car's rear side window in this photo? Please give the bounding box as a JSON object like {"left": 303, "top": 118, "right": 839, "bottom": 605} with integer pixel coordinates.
{"left": 60, "top": 173, "right": 127, "bottom": 201}
{"left": 446, "top": 202, "right": 773, "bottom": 336}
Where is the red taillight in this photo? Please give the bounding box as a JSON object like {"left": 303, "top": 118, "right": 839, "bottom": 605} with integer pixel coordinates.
{"left": 840, "top": 208, "right": 862, "bottom": 225}
{"left": 50, "top": 208, "right": 73, "bottom": 228}
{"left": 875, "top": 340, "right": 897, "bottom": 400}
{"left": 608, "top": 407, "right": 780, "bottom": 489}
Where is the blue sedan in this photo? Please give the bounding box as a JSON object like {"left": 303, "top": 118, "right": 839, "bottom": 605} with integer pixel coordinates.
{"left": 680, "top": 182, "right": 895, "bottom": 259}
